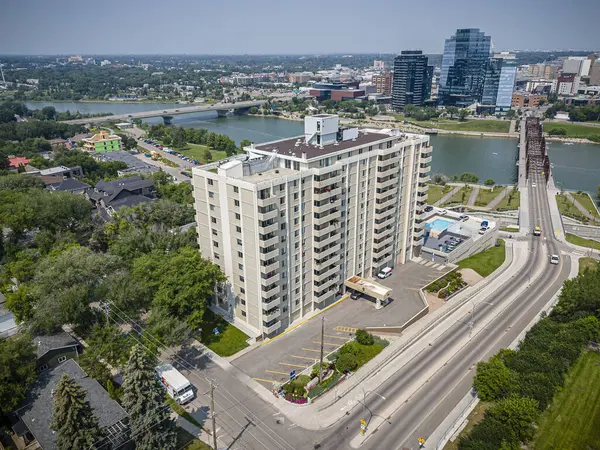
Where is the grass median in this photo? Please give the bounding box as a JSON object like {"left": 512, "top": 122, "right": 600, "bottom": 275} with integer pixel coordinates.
{"left": 565, "top": 233, "right": 600, "bottom": 251}
{"left": 570, "top": 192, "right": 600, "bottom": 220}
{"left": 578, "top": 257, "right": 598, "bottom": 273}
{"left": 457, "top": 239, "right": 505, "bottom": 277}
{"left": 534, "top": 351, "right": 600, "bottom": 450}
{"left": 442, "top": 186, "right": 472, "bottom": 207}
{"left": 544, "top": 122, "right": 600, "bottom": 141}
{"left": 493, "top": 188, "right": 520, "bottom": 211}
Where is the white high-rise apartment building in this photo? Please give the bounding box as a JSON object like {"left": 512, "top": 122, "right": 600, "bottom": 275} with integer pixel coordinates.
{"left": 192, "top": 115, "right": 431, "bottom": 338}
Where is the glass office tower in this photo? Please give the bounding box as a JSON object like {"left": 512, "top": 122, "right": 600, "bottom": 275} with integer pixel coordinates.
{"left": 392, "top": 50, "right": 433, "bottom": 111}
{"left": 482, "top": 58, "right": 517, "bottom": 113}
{"left": 439, "top": 28, "right": 492, "bottom": 106}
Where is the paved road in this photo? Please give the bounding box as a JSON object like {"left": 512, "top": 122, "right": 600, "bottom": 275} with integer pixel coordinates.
{"left": 61, "top": 101, "right": 265, "bottom": 125}
{"left": 314, "top": 156, "right": 570, "bottom": 449}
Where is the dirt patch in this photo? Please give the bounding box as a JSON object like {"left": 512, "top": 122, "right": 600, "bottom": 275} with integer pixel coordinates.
{"left": 458, "top": 268, "right": 483, "bottom": 285}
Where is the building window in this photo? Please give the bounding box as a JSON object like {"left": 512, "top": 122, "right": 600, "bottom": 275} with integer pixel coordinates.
{"left": 213, "top": 241, "right": 219, "bottom": 247}
{"left": 242, "top": 311, "right": 247, "bottom": 317}
{"left": 234, "top": 200, "right": 240, "bottom": 207}
{"left": 281, "top": 223, "right": 286, "bottom": 230}
{"left": 211, "top": 217, "right": 217, "bottom": 224}
{"left": 214, "top": 252, "right": 219, "bottom": 259}
{"left": 208, "top": 191, "right": 215, "bottom": 198}
{"left": 58, "top": 356, "right": 67, "bottom": 363}
{"left": 38, "top": 364, "right": 49, "bottom": 372}
{"left": 238, "top": 251, "right": 243, "bottom": 258}
{"left": 240, "top": 275, "right": 245, "bottom": 282}
{"left": 294, "top": 193, "right": 299, "bottom": 200}
{"left": 235, "top": 213, "right": 241, "bottom": 220}
{"left": 280, "top": 197, "right": 285, "bottom": 205}
{"left": 233, "top": 186, "right": 239, "bottom": 193}
{"left": 210, "top": 204, "right": 215, "bottom": 211}
{"left": 212, "top": 229, "right": 218, "bottom": 236}
{"left": 241, "top": 299, "right": 246, "bottom": 305}
{"left": 207, "top": 179, "right": 214, "bottom": 185}
{"left": 236, "top": 226, "right": 242, "bottom": 233}
{"left": 238, "top": 263, "right": 244, "bottom": 270}
{"left": 237, "top": 239, "right": 242, "bottom": 246}
{"left": 279, "top": 184, "right": 285, "bottom": 191}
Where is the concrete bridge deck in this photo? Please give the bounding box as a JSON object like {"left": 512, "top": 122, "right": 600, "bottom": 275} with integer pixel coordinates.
{"left": 60, "top": 100, "right": 265, "bottom": 125}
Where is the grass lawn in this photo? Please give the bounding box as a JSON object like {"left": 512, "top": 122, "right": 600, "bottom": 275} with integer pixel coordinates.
{"left": 556, "top": 194, "right": 590, "bottom": 222}
{"left": 457, "top": 239, "right": 505, "bottom": 277}
{"left": 534, "top": 351, "right": 600, "bottom": 450}
{"left": 493, "top": 188, "right": 520, "bottom": 211}
{"left": 423, "top": 119, "right": 510, "bottom": 133}
{"left": 197, "top": 309, "right": 249, "bottom": 357}
{"left": 427, "top": 184, "right": 454, "bottom": 205}
{"left": 565, "top": 233, "right": 600, "bottom": 251}
{"left": 442, "top": 186, "right": 472, "bottom": 206}
{"left": 571, "top": 192, "right": 600, "bottom": 220}
{"left": 177, "top": 143, "right": 228, "bottom": 164}
{"left": 578, "top": 257, "right": 598, "bottom": 273}
{"left": 544, "top": 121, "right": 600, "bottom": 141}
{"left": 176, "top": 426, "right": 213, "bottom": 450}
{"left": 474, "top": 187, "right": 504, "bottom": 207}
{"left": 500, "top": 225, "right": 520, "bottom": 232}
{"left": 167, "top": 397, "right": 203, "bottom": 428}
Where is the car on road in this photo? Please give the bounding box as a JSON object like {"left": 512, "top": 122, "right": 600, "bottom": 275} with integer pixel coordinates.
{"left": 534, "top": 226, "right": 541, "bottom": 236}
{"left": 550, "top": 254, "right": 559, "bottom": 265}
{"left": 424, "top": 206, "right": 433, "bottom": 212}
{"left": 163, "top": 110, "right": 168, "bottom": 113}
{"left": 531, "top": 182, "right": 537, "bottom": 188}
{"left": 377, "top": 267, "right": 393, "bottom": 279}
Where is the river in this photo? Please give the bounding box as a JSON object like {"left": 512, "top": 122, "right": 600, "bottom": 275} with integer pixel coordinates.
{"left": 26, "top": 101, "right": 600, "bottom": 195}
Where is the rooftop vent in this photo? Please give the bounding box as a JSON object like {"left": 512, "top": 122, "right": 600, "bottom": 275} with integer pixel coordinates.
{"left": 275, "top": 170, "right": 279, "bottom": 174}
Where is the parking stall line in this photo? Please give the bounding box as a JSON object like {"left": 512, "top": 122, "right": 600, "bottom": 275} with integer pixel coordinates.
{"left": 265, "top": 370, "right": 288, "bottom": 375}
{"left": 334, "top": 326, "right": 357, "bottom": 333}
{"left": 290, "top": 355, "right": 317, "bottom": 361}
{"left": 302, "top": 348, "right": 321, "bottom": 353}
{"left": 253, "top": 378, "right": 277, "bottom": 384}
{"left": 278, "top": 362, "right": 308, "bottom": 369}
{"left": 312, "top": 341, "right": 340, "bottom": 347}
{"left": 324, "top": 334, "right": 348, "bottom": 340}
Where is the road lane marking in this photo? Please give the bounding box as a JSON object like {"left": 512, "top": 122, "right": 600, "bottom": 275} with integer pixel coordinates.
{"left": 265, "top": 370, "right": 288, "bottom": 375}
{"left": 290, "top": 355, "right": 317, "bottom": 361}
{"left": 302, "top": 348, "right": 321, "bottom": 353}
{"left": 312, "top": 341, "right": 340, "bottom": 347}
{"left": 278, "top": 362, "right": 308, "bottom": 368}
{"left": 253, "top": 378, "right": 277, "bottom": 384}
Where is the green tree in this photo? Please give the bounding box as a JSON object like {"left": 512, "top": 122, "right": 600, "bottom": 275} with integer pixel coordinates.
{"left": 458, "top": 109, "right": 469, "bottom": 121}
{"left": 355, "top": 329, "right": 374, "bottom": 345}
{"left": 117, "top": 133, "right": 138, "bottom": 150}
{"left": 203, "top": 148, "right": 213, "bottom": 162}
{"left": 132, "top": 247, "right": 226, "bottom": 328}
{"left": 51, "top": 374, "right": 104, "bottom": 450}
{"left": 122, "top": 345, "right": 177, "bottom": 450}
{"left": 505, "top": 109, "right": 516, "bottom": 119}
{"left": 446, "top": 106, "right": 459, "bottom": 119}
{"left": 473, "top": 353, "right": 516, "bottom": 401}
{"left": 336, "top": 353, "right": 358, "bottom": 373}
{"left": 0, "top": 333, "right": 37, "bottom": 415}
{"left": 486, "top": 395, "right": 539, "bottom": 443}
{"left": 85, "top": 324, "right": 133, "bottom": 369}
{"left": 171, "top": 127, "right": 187, "bottom": 148}
{"left": 459, "top": 172, "right": 479, "bottom": 183}
{"left": 484, "top": 179, "right": 496, "bottom": 186}
{"left": 40, "top": 106, "right": 57, "bottom": 120}
{"left": 239, "top": 138, "right": 252, "bottom": 151}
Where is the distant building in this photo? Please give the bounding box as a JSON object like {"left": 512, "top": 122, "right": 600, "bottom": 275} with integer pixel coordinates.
{"left": 511, "top": 93, "right": 548, "bottom": 108}
{"left": 308, "top": 81, "right": 364, "bottom": 102}
{"left": 93, "top": 150, "right": 159, "bottom": 176}
{"left": 373, "top": 60, "right": 388, "bottom": 70}
{"left": 529, "top": 63, "right": 557, "bottom": 79}
{"left": 289, "top": 72, "right": 313, "bottom": 84}
{"left": 438, "top": 28, "right": 492, "bottom": 106}
{"left": 481, "top": 57, "right": 517, "bottom": 113}
{"left": 372, "top": 72, "right": 393, "bottom": 95}
{"left": 391, "top": 51, "right": 432, "bottom": 111}
{"left": 562, "top": 56, "right": 592, "bottom": 77}
{"left": 46, "top": 178, "right": 90, "bottom": 194}
{"left": 588, "top": 61, "right": 600, "bottom": 85}
{"left": 8, "top": 157, "right": 30, "bottom": 170}
{"left": 82, "top": 130, "right": 122, "bottom": 153}
{"left": 85, "top": 176, "right": 156, "bottom": 217}
{"left": 552, "top": 73, "right": 580, "bottom": 96}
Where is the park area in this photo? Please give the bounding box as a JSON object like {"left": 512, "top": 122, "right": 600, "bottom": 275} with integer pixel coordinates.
{"left": 423, "top": 119, "right": 510, "bottom": 133}
{"left": 474, "top": 187, "right": 504, "bottom": 207}
{"left": 178, "top": 143, "right": 228, "bottom": 164}
{"left": 544, "top": 122, "right": 600, "bottom": 142}
{"left": 197, "top": 310, "right": 249, "bottom": 357}
{"left": 442, "top": 186, "right": 472, "bottom": 207}
{"left": 493, "top": 187, "right": 520, "bottom": 211}
{"left": 427, "top": 184, "right": 454, "bottom": 205}
{"left": 556, "top": 194, "right": 593, "bottom": 222}
{"left": 533, "top": 350, "right": 600, "bottom": 450}
{"left": 457, "top": 239, "right": 505, "bottom": 277}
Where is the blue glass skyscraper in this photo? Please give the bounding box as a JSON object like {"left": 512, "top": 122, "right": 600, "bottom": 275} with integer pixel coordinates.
{"left": 481, "top": 57, "right": 517, "bottom": 113}
{"left": 439, "top": 28, "right": 492, "bottom": 106}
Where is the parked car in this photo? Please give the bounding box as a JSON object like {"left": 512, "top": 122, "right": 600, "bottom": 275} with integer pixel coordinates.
{"left": 460, "top": 215, "right": 469, "bottom": 221}
{"left": 350, "top": 291, "right": 362, "bottom": 300}
{"left": 377, "top": 267, "right": 393, "bottom": 279}
{"left": 424, "top": 206, "right": 433, "bottom": 212}
{"left": 479, "top": 228, "right": 487, "bottom": 235}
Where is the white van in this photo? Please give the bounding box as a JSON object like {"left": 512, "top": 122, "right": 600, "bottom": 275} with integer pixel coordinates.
{"left": 155, "top": 363, "right": 195, "bottom": 404}
{"left": 377, "top": 267, "right": 393, "bottom": 279}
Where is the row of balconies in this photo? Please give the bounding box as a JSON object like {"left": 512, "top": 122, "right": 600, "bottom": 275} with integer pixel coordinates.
{"left": 314, "top": 173, "right": 342, "bottom": 189}
{"left": 374, "top": 206, "right": 396, "bottom": 221}
{"left": 315, "top": 252, "right": 341, "bottom": 268}
{"left": 314, "top": 264, "right": 340, "bottom": 283}
{"left": 314, "top": 242, "right": 340, "bottom": 259}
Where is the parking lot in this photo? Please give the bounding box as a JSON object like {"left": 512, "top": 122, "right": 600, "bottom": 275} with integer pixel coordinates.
{"left": 232, "top": 261, "right": 449, "bottom": 386}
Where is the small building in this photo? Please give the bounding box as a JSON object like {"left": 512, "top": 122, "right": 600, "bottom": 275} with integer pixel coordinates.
{"left": 33, "top": 332, "right": 82, "bottom": 372}
{"left": 46, "top": 177, "right": 91, "bottom": 194}
{"left": 511, "top": 93, "right": 548, "bottom": 108}
{"left": 82, "top": 130, "right": 122, "bottom": 153}
{"left": 8, "top": 157, "right": 30, "bottom": 170}
{"left": 116, "top": 122, "right": 133, "bottom": 130}
{"left": 12, "top": 359, "right": 128, "bottom": 450}
{"left": 85, "top": 176, "right": 156, "bottom": 216}
{"left": 93, "top": 150, "right": 159, "bottom": 176}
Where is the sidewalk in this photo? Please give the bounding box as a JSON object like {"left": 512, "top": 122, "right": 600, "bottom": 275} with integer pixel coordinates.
{"left": 546, "top": 187, "right": 566, "bottom": 243}
{"left": 467, "top": 186, "right": 479, "bottom": 207}
{"left": 175, "top": 414, "right": 218, "bottom": 449}
{"left": 435, "top": 186, "right": 460, "bottom": 206}
{"left": 225, "top": 240, "right": 529, "bottom": 431}
{"left": 564, "top": 192, "right": 600, "bottom": 223}
{"left": 485, "top": 187, "right": 508, "bottom": 210}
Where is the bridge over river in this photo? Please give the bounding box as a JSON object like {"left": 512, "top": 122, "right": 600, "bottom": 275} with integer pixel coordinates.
{"left": 60, "top": 100, "right": 265, "bottom": 125}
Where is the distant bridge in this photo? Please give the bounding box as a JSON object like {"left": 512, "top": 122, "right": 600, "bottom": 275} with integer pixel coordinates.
{"left": 60, "top": 100, "right": 266, "bottom": 125}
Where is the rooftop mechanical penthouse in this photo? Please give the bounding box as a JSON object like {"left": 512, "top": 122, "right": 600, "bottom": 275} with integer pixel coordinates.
{"left": 192, "top": 114, "right": 432, "bottom": 339}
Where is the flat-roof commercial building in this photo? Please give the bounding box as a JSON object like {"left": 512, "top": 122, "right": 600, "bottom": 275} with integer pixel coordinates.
{"left": 192, "top": 114, "right": 432, "bottom": 338}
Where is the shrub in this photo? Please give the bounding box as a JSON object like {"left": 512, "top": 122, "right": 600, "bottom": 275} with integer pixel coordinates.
{"left": 336, "top": 353, "right": 358, "bottom": 373}
{"left": 339, "top": 342, "right": 360, "bottom": 356}
{"left": 355, "top": 329, "right": 374, "bottom": 346}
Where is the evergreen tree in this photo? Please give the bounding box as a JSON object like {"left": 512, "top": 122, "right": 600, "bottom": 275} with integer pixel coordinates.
{"left": 51, "top": 374, "right": 103, "bottom": 450}
{"left": 122, "top": 345, "right": 177, "bottom": 450}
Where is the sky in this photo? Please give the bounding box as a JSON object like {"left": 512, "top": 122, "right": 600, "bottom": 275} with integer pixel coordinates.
{"left": 1, "top": 0, "right": 598, "bottom": 55}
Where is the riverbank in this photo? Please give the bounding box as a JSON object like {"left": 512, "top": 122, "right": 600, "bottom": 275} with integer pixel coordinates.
{"left": 25, "top": 99, "right": 188, "bottom": 104}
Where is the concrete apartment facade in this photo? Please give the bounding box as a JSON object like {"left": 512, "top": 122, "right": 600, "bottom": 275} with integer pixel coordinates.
{"left": 192, "top": 115, "right": 431, "bottom": 338}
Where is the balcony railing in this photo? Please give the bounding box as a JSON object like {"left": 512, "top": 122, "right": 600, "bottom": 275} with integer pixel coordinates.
{"left": 263, "top": 321, "right": 281, "bottom": 334}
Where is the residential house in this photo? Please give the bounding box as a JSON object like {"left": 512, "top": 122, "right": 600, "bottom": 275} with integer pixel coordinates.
{"left": 12, "top": 359, "right": 128, "bottom": 450}
{"left": 0, "top": 292, "right": 18, "bottom": 338}
{"left": 33, "top": 332, "right": 82, "bottom": 372}
{"left": 46, "top": 178, "right": 90, "bottom": 194}
{"left": 85, "top": 176, "right": 156, "bottom": 216}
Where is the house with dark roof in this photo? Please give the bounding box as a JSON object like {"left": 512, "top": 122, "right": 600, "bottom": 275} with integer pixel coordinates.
{"left": 12, "top": 359, "right": 128, "bottom": 450}
{"left": 46, "top": 177, "right": 91, "bottom": 194}
{"left": 33, "top": 332, "right": 81, "bottom": 372}
{"left": 85, "top": 176, "right": 155, "bottom": 216}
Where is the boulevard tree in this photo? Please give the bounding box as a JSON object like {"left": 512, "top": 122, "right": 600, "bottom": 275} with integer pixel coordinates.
{"left": 0, "top": 333, "right": 37, "bottom": 415}
{"left": 51, "top": 374, "right": 104, "bottom": 450}
{"left": 122, "top": 345, "right": 177, "bottom": 450}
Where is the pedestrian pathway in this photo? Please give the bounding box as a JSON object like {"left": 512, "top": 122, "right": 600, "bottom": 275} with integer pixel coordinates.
{"left": 435, "top": 186, "right": 460, "bottom": 206}
{"left": 467, "top": 186, "right": 479, "bottom": 207}
{"left": 485, "top": 187, "right": 508, "bottom": 210}
{"left": 564, "top": 192, "right": 600, "bottom": 223}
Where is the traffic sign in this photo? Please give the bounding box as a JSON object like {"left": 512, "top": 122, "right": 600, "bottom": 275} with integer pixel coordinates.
{"left": 290, "top": 370, "right": 296, "bottom": 380}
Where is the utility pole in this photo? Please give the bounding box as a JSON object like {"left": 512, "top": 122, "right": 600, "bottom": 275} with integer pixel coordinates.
{"left": 210, "top": 381, "right": 218, "bottom": 450}
{"left": 318, "top": 316, "right": 325, "bottom": 382}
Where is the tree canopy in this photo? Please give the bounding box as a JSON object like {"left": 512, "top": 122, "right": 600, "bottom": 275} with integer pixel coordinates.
{"left": 0, "top": 333, "right": 37, "bottom": 415}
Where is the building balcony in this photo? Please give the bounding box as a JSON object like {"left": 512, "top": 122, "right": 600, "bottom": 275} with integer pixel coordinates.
{"left": 257, "top": 208, "right": 278, "bottom": 221}
{"left": 262, "top": 284, "right": 280, "bottom": 299}
{"left": 373, "top": 235, "right": 394, "bottom": 251}
{"left": 314, "top": 198, "right": 341, "bottom": 213}
{"left": 416, "top": 192, "right": 428, "bottom": 202}
{"left": 375, "top": 187, "right": 398, "bottom": 200}
{"left": 263, "top": 309, "right": 281, "bottom": 322}
{"left": 375, "top": 196, "right": 396, "bottom": 210}
{"left": 261, "top": 272, "right": 280, "bottom": 286}
{"left": 261, "top": 259, "right": 280, "bottom": 273}
{"left": 260, "top": 247, "right": 279, "bottom": 261}
{"left": 374, "top": 224, "right": 394, "bottom": 235}
{"left": 418, "top": 174, "right": 431, "bottom": 184}
{"left": 314, "top": 222, "right": 336, "bottom": 237}
{"left": 379, "top": 154, "right": 400, "bottom": 165}
{"left": 313, "top": 265, "right": 340, "bottom": 282}
{"left": 314, "top": 173, "right": 342, "bottom": 189}
{"left": 314, "top": 242, "right": 341, "bottom": 259}
{"left": 377, "top": 176, "right": 398, "bottom": 189}
{"left": 259, "top": 222, "right": 279, "bottom": 234}
{"left": 415, "top": 210, "right": 430, "bottom": 220}
{"left": 421, "top": 155, "right": 432, "bottom": 164}
{"left": 257, "top": 196, "right": 277, "bottom": 207}
{"left": 413, "top": 235, "right": 424, "bottom": 246}
{"left": 314, "top": 209, "right": 340, "bottom": 225}
{"left": 414, "top": 220, "right": 425, "bottom": 231}
{"left": 315, "top": 232, "right": 340, "bottom": 248}
{"left": 377, "top": 165, "right": 399, "bottom": 178}
{"left": 374, "top": 215, "right": 394, "bottom": 228}
{"left": 314, "top": 186, "right": 342, "bottom": 199}
{"left": 259, "top": 235, "right": 279, "bottom": 248}
{"left": 314, "top": 275, "right": 340, "bottom": 293}
{"left": 263, "top": 321, "right": 281, "bottom": 335}
{"left": 375, "top": 207, "right": 396, "bottom": 221}
{"left": 419, "top": 165, "right": 431, "bottom": 175}
{"left": 315, "top": 253, "right": 341, "bottom": 268}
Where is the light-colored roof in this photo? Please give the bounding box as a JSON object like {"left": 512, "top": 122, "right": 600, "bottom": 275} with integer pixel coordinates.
{"left": 83, "top": 130, "right": 122, "bottom": 143}
{"left": 344, "top": 276, "right": 392, "bottom": 300}
{"left": 155, "top": 363, "right": 191, "bottom": 391}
